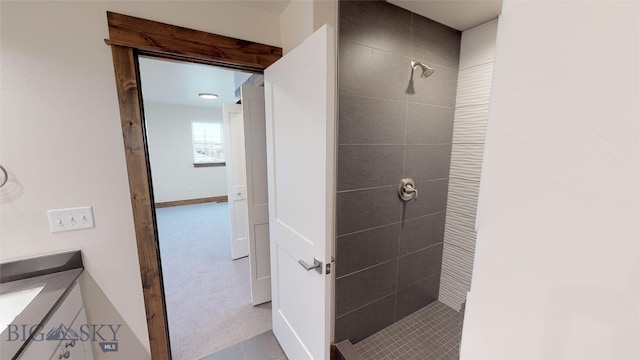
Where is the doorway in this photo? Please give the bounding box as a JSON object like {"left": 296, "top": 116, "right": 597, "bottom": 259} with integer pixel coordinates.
{"left": 137, "top": 56, "right": 272, "bottom": 359}
{"left": 107, "top": 13, "right": 337, "bottom": 360}
{"left": 105, "top": 11, "right": 282, "bottom": 359}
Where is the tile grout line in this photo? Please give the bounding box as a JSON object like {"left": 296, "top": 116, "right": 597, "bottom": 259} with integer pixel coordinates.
{"left": 336, "top": 238, "right": 443, "bottom": 281}
{"left": 458, "top": 60, "right": 495, "bottom": 72}
{"left": 336, "top": 257, "right": 398, "bottom": 280}
{"left": 394, "top": 61, "right": 412, "bottom": 323}
{"left": 338, "top": 143, "right": 453, "bottom": 146}
{"left": 337, "top": 210, "right": 446, "bottom": 237}
{"left": 340, "top": 92, "right": 456, "bottom": 110}
{"left": 337, "top": 178, "right": 449, "bottom": 194}
{"left": 336, "top": 293, "right": 397, "bottom": 321}
{"left": 341, "top": 39, "right": 460, "bottom": 71}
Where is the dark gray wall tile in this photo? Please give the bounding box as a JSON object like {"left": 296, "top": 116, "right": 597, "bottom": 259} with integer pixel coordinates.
{"left": 397, "top": 243, "right": 444, "bottom": 290}
{"left": 336, "top": 260, "right": 398, "bottom": 316}
{"left": 337, "top": 223, "right": 400, "bottom": 277}
{"left": 340, "top": 1, "right": 412, "bottom": 56}
{"left": 408, "top": 64, "right": 458, "bottom": 107}
{"left": 339, "top": 94, "right": 406, "bottom": 145}
{"left": 338, "top": 145, "right": 404, "bottom": 191}
{"left": 335, "top": 293, "right": 396, "bottom": 343}
{"left": 399, "top": 212, "right": 446, "bottom": 256}
{"left": 337, "top": 186, "right": 401, "bottom": 235}
{"left": 339, "top": 41, "right": 413, "bottom": 102}
{"left": 402, "top": 179, "right": 449, "bottom": 220}
{"left": 395, "top": 274, "right": 440, "bottom": 321}
{"left": 406, "top": 103, "right": 454, "bottom": 144}
{"left": 410, "top": 14, "right": 461, "bottom": 69}
{"left": 404, "top": 144, "right": 452, "bottom": 181}
{"left": 336, "top": 0, "right": 460, "bottom": 338}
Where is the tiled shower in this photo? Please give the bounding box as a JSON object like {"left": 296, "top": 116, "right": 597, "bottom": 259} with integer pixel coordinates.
{"left": 335, "top": 0, "right": 497, "bottom": 353}
{"left": 336, "top": 0, "right": 460, "bottom": 343}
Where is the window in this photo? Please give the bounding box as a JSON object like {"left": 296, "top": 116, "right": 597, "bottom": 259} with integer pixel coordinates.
{"left": 192, "top": 122, "right": 225, "bottom": 166}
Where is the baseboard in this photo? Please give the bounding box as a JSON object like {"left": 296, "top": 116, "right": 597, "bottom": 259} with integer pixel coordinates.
{"left": 155, "top": 196, "right": 228, "bottom": 208}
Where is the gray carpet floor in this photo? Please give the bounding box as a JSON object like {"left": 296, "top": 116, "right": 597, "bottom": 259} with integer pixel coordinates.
{"left": 156, "top": 202, "right": 272, "bottom": 360}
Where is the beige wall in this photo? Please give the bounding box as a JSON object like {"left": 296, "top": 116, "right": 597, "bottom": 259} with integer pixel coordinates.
{"left": 461, "top": 1, "right": 639, "bottom": 358}
{"left": 0, "top": 1, "right": 281, "bottom": 357}
{"left": 280, "top": 1, "right": 314, "bottom": 54}
{"left": 280, "top": 0, "right": 337, "bottom": 54}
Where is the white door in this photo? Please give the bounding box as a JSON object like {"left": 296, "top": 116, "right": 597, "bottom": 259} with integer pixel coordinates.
{"left": 241, "top": 85, "right": 271, "bottom": 305}
{"left": 222, "top": 104, "right": 249, "bottom": 259}
{"left": 264, "top": 24, "right": 336, "bottom": 360}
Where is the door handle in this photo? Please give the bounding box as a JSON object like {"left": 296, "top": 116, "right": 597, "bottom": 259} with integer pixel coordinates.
{"left": 298, "top": 258, "right": 323, "bottom": 274}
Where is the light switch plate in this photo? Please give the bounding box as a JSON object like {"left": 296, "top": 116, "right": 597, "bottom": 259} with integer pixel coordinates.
{"left": 47, "top": 206, "right": 95, "bottom": 233}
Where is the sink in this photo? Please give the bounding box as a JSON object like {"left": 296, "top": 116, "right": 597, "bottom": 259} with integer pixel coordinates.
{"left": 0, "top": 285, "right": 45, "bottom": 330}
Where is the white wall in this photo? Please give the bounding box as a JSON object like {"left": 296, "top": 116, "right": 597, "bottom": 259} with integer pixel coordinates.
{"left": 439, "top": 19, "right": 498, "bottom": 311}
{"left": 0, "top": 2, "right": 280, "bottom": 358}
{"left": 461, "top": 1, "right": 639, "bottom": 359}
{"left": 145, "top": 103, "right": 227, "bottom": 203}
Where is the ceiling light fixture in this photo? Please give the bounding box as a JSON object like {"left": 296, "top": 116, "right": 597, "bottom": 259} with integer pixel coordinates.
{"left": 198, "top": 93, "right": 219, "bottom": 100}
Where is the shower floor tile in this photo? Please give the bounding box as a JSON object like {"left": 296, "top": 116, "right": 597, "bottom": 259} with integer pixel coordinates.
{"left": 354, "top": 301, "right": 463, "bottom": 360}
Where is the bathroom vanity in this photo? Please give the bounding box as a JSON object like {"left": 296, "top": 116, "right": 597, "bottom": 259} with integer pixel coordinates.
{"left": 0, "top": 251, "right": 94, "bottom": 360}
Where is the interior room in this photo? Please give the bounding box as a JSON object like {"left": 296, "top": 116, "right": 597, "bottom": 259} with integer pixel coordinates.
{"left": 1, "top": 1, "right": 637, "bottom": 360}
{"left": 138, "top": 57, "right": 273, "bottom": 360}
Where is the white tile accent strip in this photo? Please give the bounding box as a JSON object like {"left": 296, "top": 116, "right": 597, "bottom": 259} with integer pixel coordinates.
{"left": 439, "top": 272, "right": 469, "bottom": 311}
{"left": 439, "top": 19, "right": 498, "bottom": 312}
{"left": 441, "top": 244, "right": 475, "bottom": 280}
{"left": 444, "top": 211, "right": 476, "bottom": 252}
{"left": 459, "top": 19, "right": 498, "bottom": 70}
{"left": 455, "top": 63, "right": 494, "bottom": 108}
{"left": 452, "top": 105, "right": 490, "bottom": 144}
{"left": 449, "top": 143, "right": 486, "bottom": 181}
{"left": 446, "top": 178, "right": 480, "bottom": 215}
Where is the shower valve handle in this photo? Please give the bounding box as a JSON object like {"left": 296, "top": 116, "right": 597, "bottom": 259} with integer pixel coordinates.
{"left": 399, "top": 178, "right": 418, "bottom": 201}
{"left": 406, "top": 184, "right": 418, "bottom": 199}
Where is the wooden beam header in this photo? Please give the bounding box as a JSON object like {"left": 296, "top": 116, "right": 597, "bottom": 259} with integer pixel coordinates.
{"left": 106, "top": 12, "right": 282, "bottom": 71}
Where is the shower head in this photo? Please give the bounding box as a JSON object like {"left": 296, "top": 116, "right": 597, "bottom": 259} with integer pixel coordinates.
{"left": 411, "top": 60, "right": 435, "bottom": 78}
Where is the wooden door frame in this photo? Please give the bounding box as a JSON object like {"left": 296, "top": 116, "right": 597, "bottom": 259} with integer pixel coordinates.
{"left": 105, "top": 12, "right": 282, "bottom": 360}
